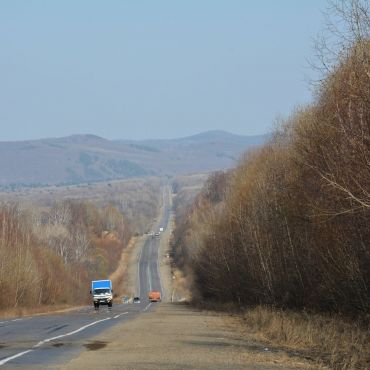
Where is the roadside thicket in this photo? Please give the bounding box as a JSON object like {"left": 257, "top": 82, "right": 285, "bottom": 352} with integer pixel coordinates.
{"left": 172, "top": 1, "right": 370, "bottom": 316}
{"left": 0, "top": 201, "right": 128, "bottom": 309}
{"left": 170, "top": 19, "right": 369, "bottom": 370}
{"left": 170, "top": 2, "right": 370, "bottom": 368}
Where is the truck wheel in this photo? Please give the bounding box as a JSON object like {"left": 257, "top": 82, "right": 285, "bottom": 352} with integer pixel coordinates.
{"left": 108, "top": 301, "right": 112, "bottom": 308}
{"left": 94, "top": 302, "right": 99, "bottom": 310}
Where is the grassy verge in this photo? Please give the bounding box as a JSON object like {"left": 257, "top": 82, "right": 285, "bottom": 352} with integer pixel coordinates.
{"left": 239, "top": 306, "right": 369, "bottom": 370}
{"left": 190, "top": 300, "right": 369, "bottom": 369}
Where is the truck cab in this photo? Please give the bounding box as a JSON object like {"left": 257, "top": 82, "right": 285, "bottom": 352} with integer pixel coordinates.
{"left": 91, "top": 280, "right": 113, "bottom": 309}
{"left": 148, "top": 291, "right": 161, "bottom": 302}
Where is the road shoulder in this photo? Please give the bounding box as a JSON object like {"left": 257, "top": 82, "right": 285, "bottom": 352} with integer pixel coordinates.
{"left": 60, "top": 303, "right": 317, "bottom": 370}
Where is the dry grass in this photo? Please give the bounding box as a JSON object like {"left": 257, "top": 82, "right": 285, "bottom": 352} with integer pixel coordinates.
{"left": 109, "top": 236, "right": 140, "bottom": 299}
{"left": 240, "top": 306, "right": 369, "bottom": 370}
{"left": 171, "top": 267, "right": 193, "bottom": 302}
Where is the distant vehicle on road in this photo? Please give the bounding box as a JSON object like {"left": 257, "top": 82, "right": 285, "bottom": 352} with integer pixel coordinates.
{"left": 148, "top": 291, "right": 161, "bottom": 302}
{"left": 91, "top": 280, "right": 113, "bottom": 309}
{"left": 154, "top": 232, "right": 160, "bottom": 237}
{"left": 122, "top": 296, "right": 129, "bottom": 304}
{"left": 133, "top": 296, "right": 141, "bottom": 304}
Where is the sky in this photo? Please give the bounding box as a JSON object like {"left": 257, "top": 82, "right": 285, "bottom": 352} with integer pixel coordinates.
{"left": 0, "top": 0, "right": 327, "bottom": 141}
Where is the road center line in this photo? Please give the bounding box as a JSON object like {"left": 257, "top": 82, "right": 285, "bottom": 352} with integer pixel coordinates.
{"left": 147, "top": 262, "right": 152, "bottom": 292}
{"left": 114, "top": 312, "right": 128, "bottom": 319}
{"left": 34, "top": 317, "right": 112, "bottom": 347}
{"left": 0, "top": 317, "right": 112, "bottom": 367}
{"left": 142, "top": 302, "right": 152, "bottom": 312}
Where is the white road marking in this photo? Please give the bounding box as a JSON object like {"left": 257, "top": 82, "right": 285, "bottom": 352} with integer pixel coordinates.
{"left": 147, "top": 261, "right": 152, "bottom": 291}
{"left": 114, "top": 312, "right": 128, "bottom": 319}
{"left": 0, "top": 350, "right": 34, "bottom": 366}
{"left": 142, "top": 303, "right": 152, "bottom": 312}
{"left": 34, "top": 317, "right": 112, "bottom": 347}
{"left": 0, "top": 318, "right": 28, "bottom": 325}
{"left": 0, "top": 317, "right": 112, "bottom": 367}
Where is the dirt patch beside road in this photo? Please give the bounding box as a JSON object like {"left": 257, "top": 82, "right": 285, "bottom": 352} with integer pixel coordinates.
{"left": 109, "top": 236, "right": 141, "bottom": 299}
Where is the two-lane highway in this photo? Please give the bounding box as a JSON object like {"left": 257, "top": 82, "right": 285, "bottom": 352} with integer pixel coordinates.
{"left": 137, "top": 187, "right": 170, "bottom": 302}
{"left": 0, "top": 186, "right": 171, "bottom": 369}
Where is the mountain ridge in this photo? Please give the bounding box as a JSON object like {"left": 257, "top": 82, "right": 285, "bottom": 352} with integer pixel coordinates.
{"left": 0, "top": 131, "right": 269, "bottom": 188}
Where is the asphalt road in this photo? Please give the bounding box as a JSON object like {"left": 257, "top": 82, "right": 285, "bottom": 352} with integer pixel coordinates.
{"left": 0, "top": 188, "right": 171, "bottom": 369}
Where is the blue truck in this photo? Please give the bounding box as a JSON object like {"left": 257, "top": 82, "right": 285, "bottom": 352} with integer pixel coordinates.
{"left": 91, "top": 280, "right": 113, "bottom": 309}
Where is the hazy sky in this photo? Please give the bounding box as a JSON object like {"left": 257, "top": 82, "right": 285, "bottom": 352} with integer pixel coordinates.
{"left": 0, "top": 1, "right": 327, "bottom": 141}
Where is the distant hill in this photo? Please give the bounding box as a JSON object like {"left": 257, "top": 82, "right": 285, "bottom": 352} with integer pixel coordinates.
{"left": 0, "top": 131, "right": 268, "bottom": 188}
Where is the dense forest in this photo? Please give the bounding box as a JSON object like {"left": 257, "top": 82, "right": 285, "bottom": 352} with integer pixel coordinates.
{"left": 171, "top": 1, "right": 369, "bottom": 317}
